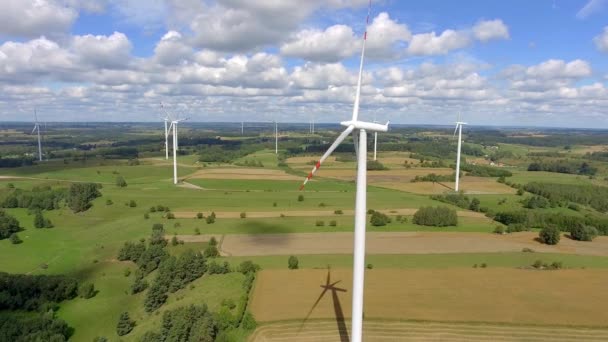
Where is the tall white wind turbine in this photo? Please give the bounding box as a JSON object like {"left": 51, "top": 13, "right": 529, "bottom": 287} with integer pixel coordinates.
{"left": 274, "top": 121, "right": 278, "bottom": 154}
{"left": 32, "top": 109, "right": 42, "bottom": 162}
{"left": 160, "top": 103, "right": 187, "bottom": 185}
{"left": 299, "top": 2, "right": 388, "bottom": 341}
{"left": 454, "top": 113, "right": 467, "bottom": 192}
{"left": 161, "top": 103, "right": 171, "bottom": 160}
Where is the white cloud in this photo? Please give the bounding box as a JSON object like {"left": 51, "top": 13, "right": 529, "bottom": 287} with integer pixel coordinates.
{"left": 473, "top": 19, "right": 509, "bottom": 42}
{"left": 576, "top": 0, "right": 607, "bottom": 19}
{"left": 0, "top": 37, "right": 75, "bottom": 82}
{"left": 366, "top": 12, "right": 411, "bottom": 58}
{"left": 525, "top": 59, "right": 592, "bottom": 79}
{"left": 280, "top": 25, "right": 358, "bottom": 62}
{"left": 290, "top": 63, "right": 358, "bottom": 89}
{"left": 154, "top": 31, "right": 193, "bottom": 66}
{"left": 72, "top": 32, "right": 132, "bottom": 69}
{"left": 0, "top": 0, "right": 77, "bottom": 38}
{"left": 594, "top": 27, "right": 608, "bottom": 52}
{"left": 407, "top": 29, "right": 471, "bottom": 56}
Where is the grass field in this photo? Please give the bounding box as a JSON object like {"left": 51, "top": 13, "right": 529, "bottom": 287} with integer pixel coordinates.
{"left": 250, "top": 268, "right": 608, "bottom": 326}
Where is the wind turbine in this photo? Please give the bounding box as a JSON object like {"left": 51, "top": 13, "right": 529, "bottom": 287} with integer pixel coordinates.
{"left": 299, "top": 3, "right": 388, "bottom": 341}
{"left": 32, "top": 109, "right": 42, "bottom": 162}
{"left": 160, "top": 103, "right": 187, "bottom": 185}
{"left": 274, "top": 120, "right": 278, "bottom": 154}
{"left": 160, "top": 104, "right": 170, "bottom": 160}
{"left": 454, "top": 113, "right": 467, "bottom": 192}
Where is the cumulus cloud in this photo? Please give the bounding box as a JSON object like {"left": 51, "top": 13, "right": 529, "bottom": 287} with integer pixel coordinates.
{"left": 473, "top": 19, "right": 509, "bottom": 42}
{"left": 525, "top": 59, "right": 592, "bottom": 79}
{"left": 72, "top": 32, "right": 132, "bottom": 69}
{"left": 280, "top": 25, "right": 358, "bottom": 62}
{"left": 154, "top": 31, "right": 193, "bottom": 66}
{"left": 594, "top": 27, "right": 608, "bottom": 52}
{"left": 0, "top": 0, "right": 77, "bottom": 38}
{"left": 407, "top": 30, "right": 471, "bottom": 56}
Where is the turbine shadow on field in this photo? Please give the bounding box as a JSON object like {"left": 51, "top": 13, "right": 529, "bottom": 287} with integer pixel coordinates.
{"left": 300, "top": 267, "right": 350, "bottom": 342}
{"left": 238, "top": 220, "right": 292, "bottom": 245}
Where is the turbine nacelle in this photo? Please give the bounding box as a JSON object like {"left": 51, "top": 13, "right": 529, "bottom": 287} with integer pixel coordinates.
{"left": 340, "top": 120, "right": 389, "bottom": 132}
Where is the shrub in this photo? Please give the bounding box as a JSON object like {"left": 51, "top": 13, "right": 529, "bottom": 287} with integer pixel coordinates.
{"left": 370, "top": 211, "right": 391, "bottom": 226}
{"left": 366, "top": 263, "right": 373, "bottom": 269}
{"left": 570, "top": 225, "right": 598, "bottom": 241}
{"left": 329, "top": 220, "right": 337, "bottom": 227}
{"left": 522, "top": 247, "right": 535, "bottom": 253}
{"left": 539, "top": 226, "right": 561, "bottom": 245}
{"left": 144, "top": 213, "right": 149, "bottom": 219}
{"left": 116, "top": 176, "right": 127, "bottom": 188}
{"left": 196, "top": 212, "right": 203, "bottom": 219}
{"left": 241, "top": 311, "right": 257, "bottom": 330}
{"left": 166, "top": 212, "right": 175, "bottom": 219}
{"left": 493, "top": 226, "right": 505, "bottom": 234}
{"left": 240, "top": 212, "right": 246, "bottom": 219}
{"left": 106, "top": 199, "right": 113, "bottom": 205}
{"left": 550, "top": 261, "right": 563, "bottom": 270}
{"left": 532, "top": 260, "right": 543, "bottom": 269}
{"left": 124, "top": 268, "right": 131, "bottom": 277}
{"left": 480, "top": 263, "right": 487, "bottom": 268}
{"left": 413, "top": 206, "right": 457, "bottom": 227}
{"left": 209, "top": 236, "right": 218, "bottom": 246}
{"left": 516, "top": 189, "right": 524, "bottom": 196}
{"left": 171, "top": 235, "right": 179, "bottom": 246}
{"left": 9, "top": 233, "right": 22, "bottom": 244}
{"left": 297, "top": 195, "right": 304, "bottom": 202}
{"left": 469, "top": 198, "right": 481, "bottom": 211}
{"left": 194, "top": 227, "right": 200, "bottom": 235}
{"left": 79, "top": 283, "right": 96, "bottom": 299}
{"left": 367, "top": 160, "right": 388, "bottom": 170}
{"left": 288, "top": 256, "right": 299, "bottom": 269}
{"left": 334, "top": 210, "right": 343, "bottom": 215}
{"left": 206, "top": 212, "right": 216, "bottom": 224}
{"left": 238, "top": 260, "right": 261, "bottom": 274}
{"left": 116, "top": 312, "right": 135, "bottom": 336}
{"left": 203, "top": 245, "right": 219, "bottom": 258}
{"left": 129, "top": 200, "right": 137, "bottom": 208}
{"left": 273, "top": 202, "right": 277, "bottom": 207}
{"left": 315, "top": 220, "right": 325, "bottom": 227}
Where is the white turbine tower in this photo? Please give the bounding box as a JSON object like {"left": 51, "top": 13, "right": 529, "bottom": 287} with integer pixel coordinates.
{"left": 454, "top": 113, "right": 467, "bottom": 192}
{"left": 32, "top": 109, "right": 42, "bottom": 162}
{"left": 299, "top": 3, "right": 388, "bottom": 341}
{"left": 161, "top": 103, "right": 171, "bottom": 160}
{"left": 274, "top": 121, "right": 278, "bottom": 154}
{"left": 161, "top": 103, "right": 187, "bottom": 185}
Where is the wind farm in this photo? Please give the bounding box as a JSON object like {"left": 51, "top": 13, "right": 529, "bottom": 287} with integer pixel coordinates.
{"left": 2, "top": 1, "right": 608, "bottom": 342}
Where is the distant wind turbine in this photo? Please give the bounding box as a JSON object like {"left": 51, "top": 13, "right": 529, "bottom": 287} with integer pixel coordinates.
{"left": 161, "top": 103, "right": 188, "bottom": 185}
{"left": 299, "top": 2, "right": 388, "bottom": 341}
{"left": 274, "top": 120, "right": 278, "bottom": 154}
{"left": 160, "top": 104, "right": 170, "bottom": 160}
{"left": 32, "top": 109, "right": 42, "bottom": 162}
{"left": 454, "top": 113, "right": 467, "bottom": 192}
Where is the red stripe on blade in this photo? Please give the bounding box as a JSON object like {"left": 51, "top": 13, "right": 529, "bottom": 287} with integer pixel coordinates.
{"left": 315, "top": 162, "right": 321, "bottom": 169}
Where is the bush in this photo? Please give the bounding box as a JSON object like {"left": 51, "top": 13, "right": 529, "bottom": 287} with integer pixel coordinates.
{"left": 144, "top": 213, "right": 149, "bottom": 219}
{"left": 196, "top": 212, "right": 203, "bottom": 219}
{"left": 315, "top": 220, "right": 325, "bottom": 227}
{"left": 206, "top": 212, "right": 216, "bottom": 224}
{"left": 209, "top": 236, "right": 218, "bottom": 246}
{"left": 370, "top": 211, "right": 391, "bottom": 226}
{"left": 297, "top": 195, "right": 304, "bottom": 202}
{"left": 240, "top": 212, "right": 246, "bottom": 219}
{"left": 413, "top": 206, "right": 457, "bottom": 227}
{"left": 522, "top": 247, "right": 535, "bottom": 253}
{"left": 539, "top": 226, "right": 561, "bottom": 245}
{"left": 570, "top": 225, "right": 598, "bottom": 241}
{"left": 106, "top": 199, "right": 113, "bottom": 205}
{"left": 334, "top": 210, "right": 343, "bottom": 215}
{"left": 116, "top": 312, "right": 135, "bottom": 336}
{"left": 9, "top": 233, "right": 22, "bottom": 244}
{"left": 194, "top": 227, "right": 200, "bottom": 235}
{"left": 288, "top": 256, "right": 299, "bottom": 269}
{"left": 79, "top": 283, "right": 96, "bottom": 299}
{"left": 129, "top": 200, "right": 137, "bottom": 208}
{"left": 238, "top": 260, "right": 261, "bottom": 274}
{"left": 116, "top": 176, "right": 127, "bottom": 188}
{"left": 166, "top": 212, "right": 175, "bottom": 219}
{"left": 493, "top": 226, "right": 505, "bottom": 234}
{"left": 171, "top": 235, "right": 179, "bottom": 246}
{"left": 241, "top": 311, "right": 257, "bottom": 330}
{"left": 329, "top": 220, "right": 337, "bottom": 227}
{"left": 204, "top": 245, "right": 219, "bottom": 258}
{"left": 367, "top": 160, "right": 388, "bottom": 170}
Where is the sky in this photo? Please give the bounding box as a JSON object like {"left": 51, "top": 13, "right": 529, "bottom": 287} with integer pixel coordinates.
{"left": 0, "top": 0, "right": 607, "bottom": 127}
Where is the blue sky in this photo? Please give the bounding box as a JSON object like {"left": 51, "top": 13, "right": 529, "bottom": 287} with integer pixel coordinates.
{"left": 0, "top": 0, "right": 607, "bottom": 127}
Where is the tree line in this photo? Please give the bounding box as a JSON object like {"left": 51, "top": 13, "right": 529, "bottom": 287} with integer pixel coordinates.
{"left": 491, "top": 210, "right": 608, "bottom": 235}
{"left": 523, "top": 182, "right": 608, "bottom": 212}
{"left": 460, "top": 164, "right": 512, "bottom": 177}
{"left": 0, "top": 272, "right": 79, "bottom": 311}
{"left": 2, "top": 185, "right": 66, "bottom": 211}
{"left": 413, "top": 206, "right": 458, "bottom": 226}
{"left": 528, "top": 160, "right": 597, "bottom": 176}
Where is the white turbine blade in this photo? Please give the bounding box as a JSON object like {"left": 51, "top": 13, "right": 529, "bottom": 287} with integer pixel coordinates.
{"left": 300, "top": 125, "right": 355, "bottom": 190}
{"left": 31, "top": 125, "right": 37, "bottom": 134}
{"left": 350, "top": 0, "right": 371, "bottom": 122}
{"left": 352, "top": 130, "right": 359, "bottom": 158}
{"left": 453, "top": 124, "right": 458, "bottom": 137}
{"left": 160, "top": 102, "right": 174, "bottom": 121}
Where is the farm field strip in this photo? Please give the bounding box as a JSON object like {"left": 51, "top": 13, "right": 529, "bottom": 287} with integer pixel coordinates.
{"left": 250, "top": 269, "right": 608, "bottom": 326}
{"left": 189, "top": 232, "right": 608, "bottom": 257}
{"left": 251, "top": 320, "right": 608, "bottom": 342}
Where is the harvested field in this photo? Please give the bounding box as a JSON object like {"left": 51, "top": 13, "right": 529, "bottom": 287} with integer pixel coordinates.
{"left": 301, "top": 168, "right": 453, "bottom": 182}
{"left": 251, "top": 320, "right": 608, "bottom": 342}
{"left": 250, "top": 268, "right": 608, "bottom": 327}
{"left": 378, "top": 176, "right": 516, "bottom": 195}
{"left": 187, "top": 168, "right": 301, "bottom": 180}
{"left": 201, "top": 232, "right": 608, "bottom": 257}
{"left": 172, "top": 208, "right": 487, "bottom": 219}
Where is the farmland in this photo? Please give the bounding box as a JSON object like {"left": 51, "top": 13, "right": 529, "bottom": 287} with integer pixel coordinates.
{"left": 2, "top": 123, "right": 608, "bottom": 340}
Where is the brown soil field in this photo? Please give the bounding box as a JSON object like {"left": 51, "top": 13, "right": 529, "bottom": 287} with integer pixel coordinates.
{"left": 250, "top": 268, "right": 608, "bottom": 327}
{"left": 251, "top": 320, "right": 608, "bottom": 342}
{"left": 173, "top": 208, "right": 487, "bottom": 219}
{"left": 187, "top": 168, "right": 300, "bottom": 180}
{"left": 573, "top": 145, "right": 608, "bottom": 154}
{"left": 305, "top": 168, "right": 453, "bottom": 182}
{"left": 377, "top": 176, "right": 516, "bottom": 195}
{"left": 189, "top": 232, "right": 608, "bottom": 257}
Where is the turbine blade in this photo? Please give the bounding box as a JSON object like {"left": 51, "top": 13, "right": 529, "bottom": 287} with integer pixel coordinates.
{"left": 352, "top": 130, "right": 359, "bottom": 159}
{"left": 453, "top": 124, "right": 458, "bottom": 137}
{"left": 300, "top": 125, "right": 354, "bottom": 190}
{"left": 350, "top": 0, "right": 371, "bottom": 122}
{"left": 31, "top": 125, "right": 37, "bottom": 134}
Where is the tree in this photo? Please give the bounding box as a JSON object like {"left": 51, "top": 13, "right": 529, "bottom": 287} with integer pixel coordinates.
{"left": 0, "top": 210, "right": 21, "bottom": 239}
{"left": 116, "top": 312, "right": 135, "bottom": 336}
{"left": 129, "top": 200, "right": 137, "bottom": 208}
{"left": 67, "top": 183, "right": 101, "bottom": 213}
{"left": 413, "top": 206, "right": 458, "bottom": 227}
{"left": 370, "top": 211, "right": 391, "bottom": 226}
{"left": 288, "top": 256, "right": 299, "bottom": 269}
{"left": 79, "top": 283, "right": 96, "bottom": 299}
{"left": 204, "top": 245, "right": 219, "bottom": 258}
{"left": 209, "top": 236, "right": 218, "bottom": 246}
{"left": 570, "top": 225, "right": 598, "bottom": 241}
{"left": 171, "top": 235, "right": 179, "bottom": 246}
{"left": 9, "top": 233, "right": 22, "bottom": 244}
{"left": 469, "top": 198, "right": 481, "bottom": 211}
{"left": 297, "top": 195, "right": 304, "bottom": 202}
{"left": 116, "top": 176, "right": 127, "bottom": 188}
{"left": 238, "top": 260, "right": 260, "bottom": 274}
{"left": 197, "top": 212, "right": 204, "bottom": 219}
{"left": 539, "top": 226, "right": 560, "bottom": 245}
{"left": 34, "top": 210, "right": 45, "bottom": 228}
{"left": 241, "top": 311, "right": 257, "bottom": 330}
